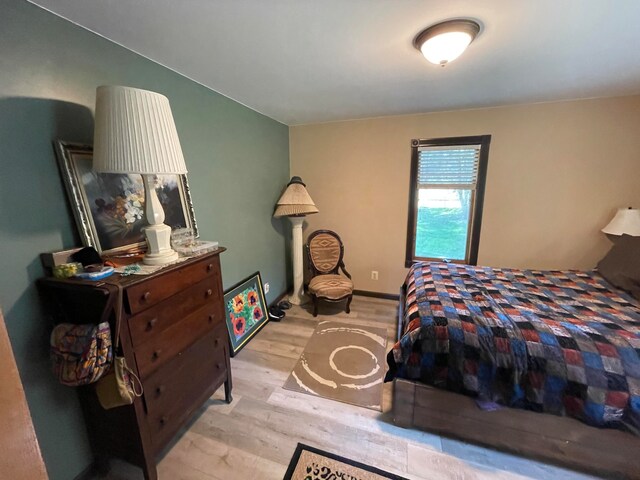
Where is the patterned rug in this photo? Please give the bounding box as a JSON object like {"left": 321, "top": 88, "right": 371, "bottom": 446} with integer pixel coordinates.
{"left": 284, "top": 444, "right": 407, "bottom": 480}
{"left": 283, "top": 321, "right": 387, "bottom": 411}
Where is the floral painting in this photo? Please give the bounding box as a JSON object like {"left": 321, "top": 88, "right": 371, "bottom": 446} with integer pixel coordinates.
{"left": 54, "top": 141, "right": 198, "bottom": 256}
{"left": 223, "top": 272, "right": 268, "bottom": 356}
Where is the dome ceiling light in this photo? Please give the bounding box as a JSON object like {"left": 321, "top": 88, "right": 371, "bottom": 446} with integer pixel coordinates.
{"left": 414, "top": 19, "right": 480, "bottom": 66}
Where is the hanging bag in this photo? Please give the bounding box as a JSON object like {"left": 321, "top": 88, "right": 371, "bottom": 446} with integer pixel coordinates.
{"left": 95, "top": 356, "right": 143, "bottom": 409}
{"left": 94, "top": 282, "right": 143, "bottom": 409}
{"left": 49, "top": 285, "right": 117, "bottom": 387}
{"left": 50, "top": 321, "right": 112, "bottom": 386}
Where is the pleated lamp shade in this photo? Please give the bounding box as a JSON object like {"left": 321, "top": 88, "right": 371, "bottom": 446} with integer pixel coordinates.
{"left": 93, "top": 86, "right": 187, "bottom": 174}
{"left": 602, "top": 207, "right": 640, "bottom": 236}
{"left": 273, "top": 177, "right": 319, "bottom": 217}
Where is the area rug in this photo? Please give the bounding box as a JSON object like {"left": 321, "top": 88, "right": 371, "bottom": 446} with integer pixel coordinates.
{"left": 283, "top": 321, "right": 387, "bottom": 411}
{"left": 284, "top": 443, "right": 407, "bottom": 480}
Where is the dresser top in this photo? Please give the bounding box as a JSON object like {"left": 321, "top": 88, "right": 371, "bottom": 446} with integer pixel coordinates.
{"left": 39, "top": 247, "right": 225, "bottom": 290}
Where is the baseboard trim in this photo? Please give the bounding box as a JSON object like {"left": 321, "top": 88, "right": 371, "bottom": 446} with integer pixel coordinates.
{"left": 353, "top": 289, "right": 400, "bottom": 301}
{"left": 269, "top": 290, "right": 289, "bottom": 308}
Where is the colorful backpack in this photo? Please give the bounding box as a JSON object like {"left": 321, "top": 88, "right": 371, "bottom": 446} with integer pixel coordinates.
{"left": 50, "top": 322, "right": 112, "bottom": 386}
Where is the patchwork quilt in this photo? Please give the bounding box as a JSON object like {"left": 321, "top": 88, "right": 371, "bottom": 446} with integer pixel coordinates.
{"left": 386, "top": 262, "right": 640, "bottom": 431}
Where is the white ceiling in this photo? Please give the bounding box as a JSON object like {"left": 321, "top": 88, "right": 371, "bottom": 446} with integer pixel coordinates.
{"left": 30, "top": 0, "right": 640, "bottom": 125}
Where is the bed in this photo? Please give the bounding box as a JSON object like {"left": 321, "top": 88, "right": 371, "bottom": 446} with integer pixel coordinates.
{"left": 387, "top": 262, "right": 640, "bottom": 478}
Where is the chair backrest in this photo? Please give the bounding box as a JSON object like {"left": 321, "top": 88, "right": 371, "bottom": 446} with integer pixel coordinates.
{"left": 307, "top": 230, "right": 344, "bottom": 275}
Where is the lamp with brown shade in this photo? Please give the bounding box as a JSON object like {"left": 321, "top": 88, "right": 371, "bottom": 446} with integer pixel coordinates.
{"left": 274, "top": 177, "right": 318, "bottom": 305}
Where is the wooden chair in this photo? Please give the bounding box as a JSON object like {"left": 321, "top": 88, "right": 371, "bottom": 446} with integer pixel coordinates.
{"left": 305, "top": 230, "right": 353, "bottom": 317}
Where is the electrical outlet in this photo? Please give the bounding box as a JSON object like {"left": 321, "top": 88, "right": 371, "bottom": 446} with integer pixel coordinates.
{"left": 371, "top": 271, "right": 379, "bottom": 281}
{"left": 264, "top": 282, "right": 270, "bottom": 294}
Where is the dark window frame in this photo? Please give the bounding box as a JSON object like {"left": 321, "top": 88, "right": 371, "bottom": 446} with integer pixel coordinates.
{"left": 405, "top": 135, "right": 491, "bottom": 268}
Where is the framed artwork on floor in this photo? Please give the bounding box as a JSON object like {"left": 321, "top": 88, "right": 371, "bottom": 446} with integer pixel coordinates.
{"left": 54, "top": 140, "right": 198, "bottom": 256}
{"left": 223, "top": 272, "right": 268, "bottom": 356}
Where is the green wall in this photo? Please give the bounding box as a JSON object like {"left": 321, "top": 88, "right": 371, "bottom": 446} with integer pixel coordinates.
{"left": 0, "top": 1, "right": 290, "bottom": 478}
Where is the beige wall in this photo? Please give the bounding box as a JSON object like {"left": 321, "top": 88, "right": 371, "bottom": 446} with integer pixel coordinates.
{"left": 290, "top": 95, "right": 640, "bottom": 295}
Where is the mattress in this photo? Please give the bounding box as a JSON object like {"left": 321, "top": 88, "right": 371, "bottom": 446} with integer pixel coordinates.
{"left": 386, "top": 262, "right": 640, "bottom": 431}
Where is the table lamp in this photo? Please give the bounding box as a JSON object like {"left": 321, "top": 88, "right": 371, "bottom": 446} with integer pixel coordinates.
{"left": 93, "top": 85, "right": 187, "bottom": 265}
{"left": 274, "top": 177, "right": 318, "bottom": 305}
{"left": 602, "top": 207, "right": 640, "bottom": 238}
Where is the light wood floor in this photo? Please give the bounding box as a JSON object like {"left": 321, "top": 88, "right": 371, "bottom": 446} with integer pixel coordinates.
{"left": 96, "top": 296, "right": 596, "bottom": 480}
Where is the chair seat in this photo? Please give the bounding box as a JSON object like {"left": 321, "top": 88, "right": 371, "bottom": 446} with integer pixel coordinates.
{"left": 308, "top": 274, "right": 353, "bottom": 300}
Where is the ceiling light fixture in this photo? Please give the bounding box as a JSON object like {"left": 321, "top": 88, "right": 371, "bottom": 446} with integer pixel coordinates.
{"left": 414, "top": 19, "right": 480, "bottom": 66}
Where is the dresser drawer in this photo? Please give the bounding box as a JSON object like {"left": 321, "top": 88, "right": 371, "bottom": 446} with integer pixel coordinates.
{"left": 127, "top": 276, "right": 222, "bottom": 348}
{"left": 143, "top": 325, "right": 227, "bottom": 419}
{"left": 145, "top": 327, "right": 228, "bottom": 448}
{"left": 125, "top": 255, "right": 221, "bottom": 315}
{"left": 134, "top": 301, "right": 224, "bottom": 379}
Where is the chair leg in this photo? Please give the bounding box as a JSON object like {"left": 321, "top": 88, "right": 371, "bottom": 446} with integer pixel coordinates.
{"left": 312, "top": 295, "right": 319, "bottom": 317}
{"left": 345, "top": 295, "right": 352, "bottom": 314}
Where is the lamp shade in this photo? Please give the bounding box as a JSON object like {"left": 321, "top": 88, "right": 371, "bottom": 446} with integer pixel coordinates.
{"left": 273, "top": 177, "right": 318, "bottom": 217}
{"left": 602, "top": 208, "right": 640, "bottom": 236}
{"left": 93, "top": 86, "right": 187, "bottom": 174}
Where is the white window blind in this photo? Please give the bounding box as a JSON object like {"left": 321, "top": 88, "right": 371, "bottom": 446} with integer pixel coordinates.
{"left": 417, "top": 144, "right": 481, "bottom": 187}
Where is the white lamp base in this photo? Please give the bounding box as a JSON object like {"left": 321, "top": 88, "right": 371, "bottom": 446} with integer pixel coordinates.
{"left": 143, "top": 223, "right": 179, "bottom": 265}
{"left": 143, "top": 249, "right": 179, "bottom": 266}
{"left": 142, "top": 174, "right": 179, "bottom": 266}
{"left": 288, "top": 216, "right": 309, "bottom": 305}
{"left": 289, "top": 292, "right": 310, "bottom": 306}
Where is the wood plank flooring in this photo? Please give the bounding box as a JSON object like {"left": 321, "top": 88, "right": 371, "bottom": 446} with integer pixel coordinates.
{"left": 94, "top": 296, "right": 597, "bottom": 480}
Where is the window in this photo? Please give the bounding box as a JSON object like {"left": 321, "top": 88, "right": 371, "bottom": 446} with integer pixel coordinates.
{"left": 405, "top": 135, "right": 491, "bottom": 267}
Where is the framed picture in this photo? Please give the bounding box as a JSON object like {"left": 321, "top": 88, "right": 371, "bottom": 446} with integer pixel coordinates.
{"left": 54, "top": 140, "right": 198, "bottom": 256}
{"left": 223, "top": 272, "right": 269, "bottom": 356}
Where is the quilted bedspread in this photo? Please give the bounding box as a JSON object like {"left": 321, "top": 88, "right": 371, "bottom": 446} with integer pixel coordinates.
{"left": 387, "top": 262, "right": 640, "bottom": 430}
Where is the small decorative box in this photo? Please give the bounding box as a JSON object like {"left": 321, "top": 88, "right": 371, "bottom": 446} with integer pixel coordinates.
{"left": 171, "top": 228, "right": 218, "bottom": 257}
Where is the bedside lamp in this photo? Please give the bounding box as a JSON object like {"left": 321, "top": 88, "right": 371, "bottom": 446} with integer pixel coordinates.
{"left": 93, "top": 86, "right": 187, "bottom": 265}
{"left": 274, "top": 177, "right": 318, "bottom": 305}
{"left": 602, "top": 207, "right": 640, "bottom": 238}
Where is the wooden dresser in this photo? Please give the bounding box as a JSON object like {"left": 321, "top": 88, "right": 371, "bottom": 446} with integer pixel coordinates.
{"left": 39, "top": 249, "right": 231, "bottom": 480}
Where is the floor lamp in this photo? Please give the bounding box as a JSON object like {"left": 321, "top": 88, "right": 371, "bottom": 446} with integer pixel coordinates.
{"left": 274, "top": 177, "right": 318, "bottom": 305}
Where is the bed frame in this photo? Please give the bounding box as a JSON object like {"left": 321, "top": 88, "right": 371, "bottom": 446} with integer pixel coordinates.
{"left": 392, "top": 379, "right": 640, "bottom": 478}
{"left": 391, "top": 289, "right": 640, "bottom": 479}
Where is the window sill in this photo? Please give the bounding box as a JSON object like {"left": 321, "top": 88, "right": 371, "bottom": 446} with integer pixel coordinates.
{"left": 405, "top": 258, "right": 470, "bottom": 268}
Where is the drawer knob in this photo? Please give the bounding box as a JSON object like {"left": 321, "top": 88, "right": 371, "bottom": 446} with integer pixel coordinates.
{"left": 147, "top": 318, "right": 157, "bottom": 330}
{"left": 217, "top": 362, "right": 223, "bottom": 370}
{"left": 152, "top": 349, "right": 162, "bottom": 360}
{"left": 214, "top": 337, "right": 219, "bottom": 347}
{"left": 156, "top": 385, "right": 166, "bottom": 395}
{"left": 209, "top": 314, "right": 215, "bottom": 323}
{"left": 207, "top": 263, "right": 214, "bottom": 272}
{"left": 142, "top": 291, "right": 151, "bottom": 302}
{"left": 160, "top": 415, "right": 168, "bottom": 426}
{"left": 206, "top": 289, "right": 213, "bottom": 297}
